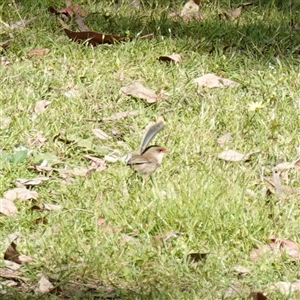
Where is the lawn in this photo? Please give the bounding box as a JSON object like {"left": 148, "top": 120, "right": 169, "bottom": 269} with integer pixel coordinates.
{"left": 1, "top": 0, "right": 300, "bottom": 299}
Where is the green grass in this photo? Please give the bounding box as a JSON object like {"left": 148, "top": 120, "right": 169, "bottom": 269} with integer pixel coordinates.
{"left": 1, "top": 0, "right": 300, "bottom": 299}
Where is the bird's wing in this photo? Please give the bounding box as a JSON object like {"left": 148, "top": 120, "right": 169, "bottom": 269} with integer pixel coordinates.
{"left": 126, "top": 155, "right": 151, "bottom": 165}
{"left": 139, "top": 122, "right": 165, "bottom": 153}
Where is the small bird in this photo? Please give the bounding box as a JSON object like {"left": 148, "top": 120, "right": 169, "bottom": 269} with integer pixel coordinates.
{"left": 126, "top": 122, "right": 168, "bottom": 175}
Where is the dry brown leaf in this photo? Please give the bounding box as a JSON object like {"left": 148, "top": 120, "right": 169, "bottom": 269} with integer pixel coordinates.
{"left": 120, "top": 82, "right": 160, "bottom": 103}
{"left": 0, "top": 115, "right": 12, "bottom": 129}
{"left": 15, "top": 177, "right": 49, "bottom": 187}
{"left": 75, "top": 14, "right": 89, "bottom": 31}
{"left": 3, "top": 188, "right": 38, "bottom": 201}
{"left": 218, "top": 149, "right": 259, "bottom": 162}
{"left": 4, "top": 242, "right": 22, "bottom": 264}
{"left": 250, "top": 238, "right": 300, "bottom": 262}
{"left": 233, "top": 265, "right": 250, "bottom": 276}
{"left": 0, "top": 198, "right": 18, "bottom": 216}
{"left": 264, "top": 177, "right": 300, "bottom": 198}
{"left": 92, "top": 128, "right": 111, "bottom": 140}
{"left": 34, "top": 100, "right": 51, "bottom": 114}
{"left": 0, "top": 39, "right": 11, "bottom": 49}
{"left": 248, "top": 291, "right": 268, "bottom": 300}
{"left": 48, "top": 4, "right": 87, "bottom": 17}
{"left": 0, "top": 268, "right": 25, "bottom": 281}
{"left": 151, "top": 231, "right": 178, "bottom": 246}
{"left": 217, "top": 132, "right": 232, "bottom": 146}
{"left": 64, "top": 28, "right": 128, "bottom": 45}
{"left": 238, "top": 2, "right": 254, "bottom": 7}
{"left": 83, "top": 155, "right": 107, "bottom": 170}
{"left": 7, "top": 17, "right": 36, "bottom": 29}
{"left": 18, "top": 254, "right": 33, "bottom": 263}
{"left": 103, "top": 154, "right": 119, "bottom": 163}
{"left": 194, "top": 73, "right": 239, "bottom": 88}
{"left": 227, "top": 7, "right": 243, "bottom": 19}
{"left": 270, "top": 280, "right": 300, "bottom": 295}
{"left": 28, "top": 131, "right": 47, "bottom": 148}
{"left": 34, "top": 217, "right": 48, "bottom": 225}
{"left": 272, "top": 170, "right": 283, "bottom": 195}
{"left": 180, "top": 0, "right": 203, "bottom": 22}
{"left": 43, "top": 203, "right": 62, "bottom": 211}
{"left": 4, "top": 260, "right": 22, "bottom": 271}
{"left": 36, "top": 275, "right": 54, "bottom": 294}
{"left": 274, "top": 157, "right": 300, "bottom": 171}
{"left": 187, "top": 252, "right": 209, "bottom": 263}
{"left": 158, "top": 53, "right": 182, "bottom": 63}
{"left": 28, "top": 48, "right": 50, "bottom": 56}
{"left": 97, "top": 217, "right": 105, "bottom": 226}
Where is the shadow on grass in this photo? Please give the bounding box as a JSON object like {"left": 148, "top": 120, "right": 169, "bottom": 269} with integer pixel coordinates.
{"left": 84, "top": 9, "right": 299, "bottom": 59}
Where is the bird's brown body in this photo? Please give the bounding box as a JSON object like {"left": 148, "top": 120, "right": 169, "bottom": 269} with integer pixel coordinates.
{"left": 126, "top": 145, "right": 168, "bottom": 174}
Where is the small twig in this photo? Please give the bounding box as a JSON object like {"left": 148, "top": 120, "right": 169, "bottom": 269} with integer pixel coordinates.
{"left": 139, "top": 33, "right": 154, "bottom": 40}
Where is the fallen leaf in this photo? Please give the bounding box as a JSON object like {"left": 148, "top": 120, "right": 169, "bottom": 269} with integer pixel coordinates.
{"left": 34, "top": 100, "right": 51, "bottom": 114}
{"left": 271, "top": 280, "right": 300, "bottom": 295}
{"left": 194, "top": 74, "right": 239, "bottom": 88}
{"left": 97, "top": 217, "right": 105, "bottom": 226}
{"left": 264, "top": 177, "right": 300, "bottom": 198}
{"left": 0, "top": 39, "right": 11, "bottom": 49}
{"left": 75, "top": 14, "right": 89, "bottom": 31}
{"left": 233, "top": 265, "right": 250, "bottom": 276}
{"left": 28, "top": 48, "right": 50, "bottom": 56}
{"left": 92, "top": 128, "right": 111, "bottom": 140}
{"left": 64, "top": 28, "right": 128, "bottom": 45}
{"left": 43, "top": 203, "right": 62, "bottom": 211}
{"left": 272, "top": 170, "right": 283, "bottom": 195}
{"left": 120, "top": 82, "right": 160, "bottom": 104}
{"left": 217, "top": 132, "right": 232, "bottom": 146}
{"left": 250, "top": 238, "right": 300, "bottom": 262}
{"left": 0, "top": 115, "right": 11, "bottom": 129}
{"left": 238, "top": 2, "right": 254, "bottom": 8}
{"left": 103, "top": 154, "right": 119, "bottom": 163}
{"left": 180, "top": 0, "right": 203, "bottom": 22}
{"left": 273, "top": 157, "right": 300, "bottom": 171}
{"left": 4, "top": 242, "right": 21, "bottom": 264}
{"left": 151, "top": 231, "right": 178, "bottom": 246}
{"left": 218, "top": 149, "right": 259, "bottom": 162}
{"left": 7, "top": 17, "right": 36, "bottom": 29}
{"left": 227, "top": 7, "right": 243, "bottom": 19}
{"left": 187, "top": 252, "right": 209, "bottom": 263}
{"left": 0, "top": 198, "right": 18, "bottom": 216}
{"left": 120, "top": 233, "right": 137, "bottom": 245}
{"left": 4, "top": 260, "right": 22, "bottom": 271}
{"left": 48, "top": 5, "right": 87, "bottom": 17}
{"left": 224, "top": 284, "right": 243, "bottom": 298}
{"left": 28, "top": 131, "right": 47, "bottom": 148}
{"left": 36, "top": 275, "right": 54, "bottom": 294}
{"left": 250, "top": 243, "right": 280, "bottom": 261}
{"left": 34, "top": 217, "right": 48, "bottom": 225}
{"left": 15, "top": 177, "right": 49, "bottom": 187}
{"left": 83, "top": 155, "right": 107, "bottom": 170}
{"left": 0, "top": 268, "right": 25, "bottom": 281}
{"left": 3, "top": 188, "right": 38, "bottom": 201}
{"left": 248, "top": 291, "right": 268, "bottom": 300}
{"left": 158, "top": 53, "right": 182, "bottom": 63}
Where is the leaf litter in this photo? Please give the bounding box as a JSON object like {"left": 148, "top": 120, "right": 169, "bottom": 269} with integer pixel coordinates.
{"left": 194, "top": 74, "right": 239, "bottom": 88}
{"left": 218, "top": 149, "right": 259, "bottom": 162}
{"left": 120, "top": 82, "right": 160, "bottom": 103}
{"left": 3, "top": 188, "right": 38, "bottom": 201}
{"left": 158, "top": 53, "right": 182, "bottom": 63}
